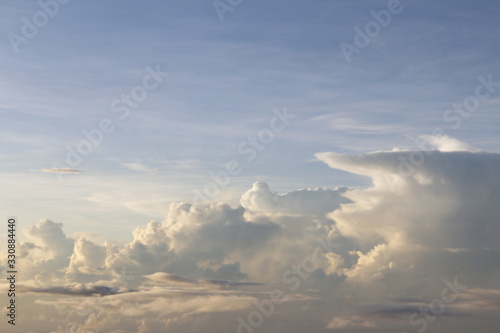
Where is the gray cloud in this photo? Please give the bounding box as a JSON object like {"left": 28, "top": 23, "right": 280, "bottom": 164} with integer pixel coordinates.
{"left": 25, "top": 284, "right": 137, "bottom": 297}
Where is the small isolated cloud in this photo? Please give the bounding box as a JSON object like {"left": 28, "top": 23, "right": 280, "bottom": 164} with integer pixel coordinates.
{"left": 327, "top": 314, "right": 378, "bottom": 329}
{"left": 39, "top": 168, "right": 83, "bottom": 174}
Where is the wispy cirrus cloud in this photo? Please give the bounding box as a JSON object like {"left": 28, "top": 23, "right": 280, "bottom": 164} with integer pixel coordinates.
{"left": 38, "top": 168, "right": 84, "bottom": 174}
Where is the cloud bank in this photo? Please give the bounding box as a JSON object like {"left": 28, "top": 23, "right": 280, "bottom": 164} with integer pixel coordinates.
{"left": 2, "top": 137, "right": 500, "bottom": 332}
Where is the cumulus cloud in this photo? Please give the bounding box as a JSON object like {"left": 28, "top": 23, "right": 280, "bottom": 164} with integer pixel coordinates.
{"left": 24, "top": 219, "right": 74, "bottom": 256}
{"left": 3, "top": 138, "right": 500, "bottom": 332}
{"left": 315, "top": 149, "right": 500, "bottom": 249}
{"left": 18, "top": 220, "right": 75, "bottom": 284}
{"left": 68, "top": 237, "right": 107, "bottom": 275}
{"left": 240, "top": 181, "right": 350, "bottom": 215}
{"left": 313, "top": 139, "right": 500, "bottom": 331}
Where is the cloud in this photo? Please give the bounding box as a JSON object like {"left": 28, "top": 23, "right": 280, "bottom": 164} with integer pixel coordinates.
{"left": 199, "top": 279, "right": 264, "bottom": 288}
{"left": 39, "top": 168, "right": 83, "bottom": 173}
{"left": 145, "top": 272, "right": 263, "bottom": 289}
{"left": 419, "top": 134, "right": 474, "bottom": 152}
{"left": 25, "top": 283, "right": 136, "bottom": 297}
{"left": 326, "top": 314, "right": 378, "bottom": 329}
{"left": 326, "top": 287, "right": 500, "bottom": 329}
{"left": 240, "top": 181, "right": 350, "bottom": 216}
{"left": 68, "top": 237, "right": 107, "bottom": 275}
{"left": 315, "top": 149, "right": 500, "bottom": 249}
{"left": 1, "top": 182, "right": 347, "bottom": 332}
{"left": 145, "top": 272, "right": 198, "bottom": 285}
{"left": 3, "top": 143, "right": 500, "bottom": 332}
{"left": 326, "top": 116, "right": 405, "bottom": 135}
{"left": 312, "top": 139, "right": 500, "bottom": 331}
{"left": 23, "top": 219, "right": 74, "bottom": 259}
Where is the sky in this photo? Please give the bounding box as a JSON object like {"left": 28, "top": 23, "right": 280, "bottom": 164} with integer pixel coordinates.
{"left": 0, "top": 0, "right": 499, "bottom": 332}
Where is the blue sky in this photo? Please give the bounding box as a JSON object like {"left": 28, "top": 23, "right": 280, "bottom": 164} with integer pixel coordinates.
{"left": 1, "top": 1, "right": 500, "bottom": 332}
{"left": 1, "top": 1, "right": 500, "bottom": 238}
{"left": 0, "top": 0, "right": 498, "bottom": 237}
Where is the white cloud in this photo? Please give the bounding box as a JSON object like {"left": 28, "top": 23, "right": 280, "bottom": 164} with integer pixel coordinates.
{"left": 68, "top": 237, "right": 107, "bottom": 275}
{"left": 419, "top": 134, "right": 474, "bottom": 152}
{"left": 315, "top": 149, "right": 500, "bottom": 250}
{"left": 3, "top": 143, "right": 500, "bottom": 332}
{"left": 240, "top": 181, "right": 350, "bottom": 216}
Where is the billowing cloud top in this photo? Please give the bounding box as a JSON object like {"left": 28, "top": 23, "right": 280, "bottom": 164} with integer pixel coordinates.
{"left": 315, "top": 149, "right": 500, "bottom": 249}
